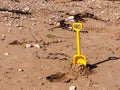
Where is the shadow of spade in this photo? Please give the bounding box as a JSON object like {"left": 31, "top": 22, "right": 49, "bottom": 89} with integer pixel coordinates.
{"left": 87, "top": 56, "right": 120, "bottom": 70}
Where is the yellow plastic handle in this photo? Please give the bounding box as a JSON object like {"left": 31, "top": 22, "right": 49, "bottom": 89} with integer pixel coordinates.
{"left": 72, "top": 22, "right": 83, "bottom": 32}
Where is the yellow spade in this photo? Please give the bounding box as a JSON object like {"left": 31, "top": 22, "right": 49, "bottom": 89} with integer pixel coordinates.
{"left": 72, "top": 22, "right": 87, "bottom": 66}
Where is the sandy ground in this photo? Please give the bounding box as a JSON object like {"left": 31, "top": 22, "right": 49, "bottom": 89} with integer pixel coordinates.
{"left": 0, "top": 0, "right": 120, "bottom": 90}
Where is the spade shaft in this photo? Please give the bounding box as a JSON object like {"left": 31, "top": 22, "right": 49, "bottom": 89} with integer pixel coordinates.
{"left": 76, "top": 31, "right": 81, "bottom": 55}
{"left": 72, "top": 22, "right": 87, "bottom": 66}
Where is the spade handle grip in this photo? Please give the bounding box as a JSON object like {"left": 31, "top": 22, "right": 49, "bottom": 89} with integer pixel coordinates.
{"left": 72, "top": 22, "right": 83, "bottom": 32}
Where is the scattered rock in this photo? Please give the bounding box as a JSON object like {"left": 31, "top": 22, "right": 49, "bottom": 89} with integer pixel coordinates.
{"left": 7, "top": 28, "right": 11, "bottom": 32}
{"left": 22, "top": 7, "right": 30, "bottom": 12}
{"left": 19, "top": 27, "right": 23, "bottom": 30}
{"left": 38, "top": 76, "right": 43, "bottom": 80}
{"left": 57, "top": 39, "right": 62, "bottom": 42}
{"left": 4, "top": 52, "right": 10, "bottom": 56}
{"left": 1, "top": 35, "right": 6, "bottom": 41}
{"left": 104, "top": 18, "right": 110, "bottom": 22}
{"left": 66, "top": 10, "right": 75, "bottom": 15}
{"left": 69, "top": 86, "right": 77, "bottom": 90}
{"left": 0, "top": 8, "right": 31, "bottom": 15}
{"left": 15, "top": 25, "right": 25, "bottom": 30}
{"left": 18, "top": 69, "right": 24, "bottom": 72}
{"left": 49, "top": 11, "right": 105, "bottom": 31}
{"left": 116, "top": 16, "right": 120, "bottom": 19}
{"left": 40, "top": 65, "right": 44, "bottom": 68}
{"left": 53, "top": 39, "right": 62, "bottom": 43}
{"left": 34, "top": 44, "right": 40, "bottom": 49}
{"left": 32, "top": 23, "right": 36, "bottom": 26}
{"left": 25, "top": 44, "right": 33, "bottom": 48}
{"left": 49, "top": 19, "right": 72, "bottom": 31}
{"left": 65, "top": 16, "right": 74, "bottom": 22}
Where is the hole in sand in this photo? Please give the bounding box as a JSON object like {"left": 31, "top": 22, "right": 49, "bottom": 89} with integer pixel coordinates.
{"left": 46, "top": 64, "right": 94, "bottom": 83}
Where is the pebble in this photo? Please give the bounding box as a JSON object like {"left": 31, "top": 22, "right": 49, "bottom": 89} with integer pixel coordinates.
{"left": 68, "top": 26, "right": 73, "bottom": 30}
{"left": 104, "top": 18, "right": 110, "bottom": 22}
{"left": 38, "top": 76, "right": 42, "bottom": 80}
{"left": 65, "top": 16, "right": 75, "bottom": 22}
{"left": 24, "top": 16, "right": 27, "bottom": 19}
{"left": 6, "top": 23, "right": 12, "bottom": 26}
{"left": 22, "top": 7, "right": 30, "bottom": 12}
{"left": 19, "top": 27, "right": 23, "bottom": 30}
{"left": 49, "top": 16, "right": 56, "bottom": 22}
{"left": 30, "top": 18, "right": 37, "bottom": 21}
{"left": 57, "top": 39, "right": 62, "bottom": 42}
{"left": 101, "top": 11, "right": 105, "bottom": 14}
{"left": 54, "top": 22, "right": 60, "bottom": 27}
{"left": 4, "top": 52, "right": 10, "bottom": 56}
{"left": 25, "top": 44, "right": 32, "bottom": 48}
{"left": 66, "top": 16, "right": 74, "bottom": 21}
{"left": 69, "top": 86, "right": 77, "bottom": 90}
{"left": 66, "top": 10, "right": 75, "bottom": 15}
{"left": 34, "top": 44, "right": 40, "bottom": 49}
{"left": 32, "top": 23, "right": 36, "bottom": 26}
{"left": 8, "top": 28, "right": 11, "bottom": 32}
{"left": 70, "top": 10, "right": 75, "bottom": 15}
{"left": 18, "top": 68, "right": 24, "bottom": 72}
{"left": 116, "top": 16, "right": 120, "bottom": 19}
{"left": 1, "top": 35, "right": 6, "bottom": 40}
{"left": 40, "top": 65, "right": 44, "bottom": 68}
{"left": 4, "top": 16, "right": 8, "bottom": 20}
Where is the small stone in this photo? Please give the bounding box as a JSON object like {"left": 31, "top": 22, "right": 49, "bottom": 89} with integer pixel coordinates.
{"left": 4, "top": 52, "right": 10, "bottom": 56}
{"left": 22, "top": 7, "right": 30, "bottom": 12}
{"left": 4, "top": 16, "right": 8, "bottom": 20}
{"left": 1, "top": 35, "right": 6, "bottom": 38}
{"left": 49, "top": 16, "right": 56, "bottom": 22}
{"left": 32, "top": 23, "right": 36, "bottom": 26}
{"left": 6, "top": 23, "right": 12, "bottom": 26}
{"left": 38, "top": 76, "right": 42, "bottom": 79}
{"left": 68, "top": 26, "right": 73, "bottom": 30}
{"left": 40, "top": 65, "right": 44, "bottom": 68}
{"left": 57, "top": 39, "right": 61, "bottom": 42}
{"left": 24, "top": 16, "right": 27, "bottom": 19}
{"left": 70, "top": 10, "right": 75, "bottom": 14}
{"left": 1, "top": 35, "right": 6, "bottom": 40}
{"left": 66, "top": 10, "right": 75, "bottom": 15}
{"left": 69, "top": 86, "right": 77, "bottom": 90}
{"left": 19, "top": 27, "right": 23, "bottom": 30}
{"left": 66, "top": 16, "right": 74, "bottom": 21}
{"left": 8, "top": 28, "right": 11, "bottom": 32}
{"left": 101, "top": 11, "right": 105, "bottom": 14}
{"left": 18, "top": 69, "right": 24, "bottom": 72}
{"left": 70, "top": 19, "right": 75, "bottom": 22}
{"left": 54, "top": 22, "right": 60, "bottom": 27}
{"left": 116, "top": 16, "right": 120, "bottom": 19}
{"left": 25, "top": 44, "right": 32, "bottom": 48}
{"left": 34, "top": 44, "right": 40, "bottom": 48}
{"left": 31, "top": 18, "right": 35, "bottom": 21}
{"left": 105, "top": 18, "right": 110, "bottom": 22}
